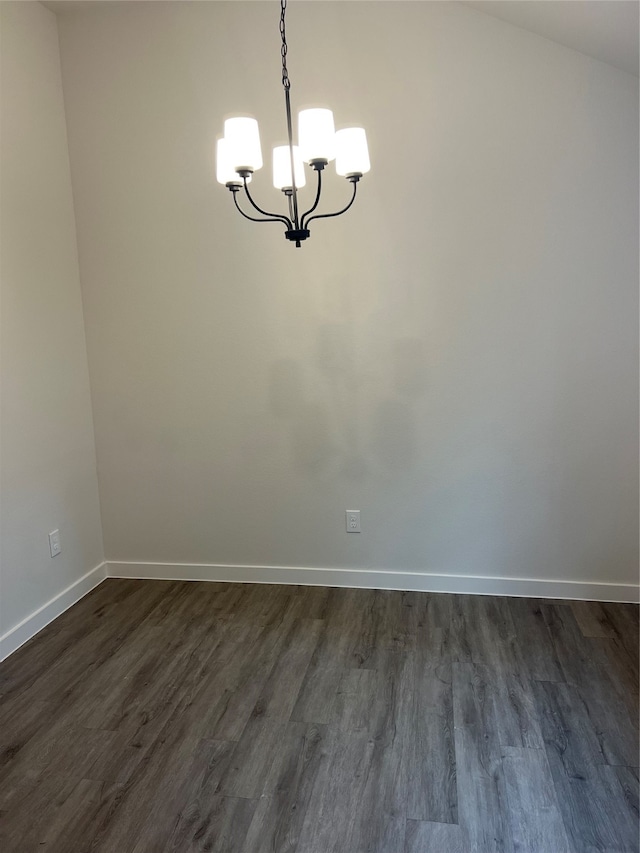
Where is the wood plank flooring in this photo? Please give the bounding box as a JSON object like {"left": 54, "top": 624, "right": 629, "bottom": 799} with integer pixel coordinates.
{"left": 0, "top": 579, "right": 637, "bottom": 852}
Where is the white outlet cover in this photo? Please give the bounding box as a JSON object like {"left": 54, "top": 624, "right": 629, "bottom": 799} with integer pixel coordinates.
{"left": 346, "top": 510, "right": 361, "bottom": 533}
{"left": 49, "top": 529, "right": 61, "bottom": 557}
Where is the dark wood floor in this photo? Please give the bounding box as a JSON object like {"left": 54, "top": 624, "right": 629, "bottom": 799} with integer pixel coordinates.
{"left": 0, "top": 580, "right": 637, "bottom": 852}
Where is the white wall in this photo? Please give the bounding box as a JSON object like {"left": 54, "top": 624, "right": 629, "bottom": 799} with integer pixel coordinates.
{"left": 1, "top": 1, "right": 105, "bottom": 653}
{"left": 56, "top": 2, "right": 638, "bottom": 595}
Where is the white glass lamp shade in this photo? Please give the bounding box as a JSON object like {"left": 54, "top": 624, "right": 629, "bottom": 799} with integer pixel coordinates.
{"left": 223, "top": 117, "right": 263, "bottom": 171}
{"left": 335, "top": 128, "right": 370, "bottom": 177}
{"left": 298, "top": 108, "right": 336, "bottom": 163}
{"left": 216, "top": 137, "right": 243, "bottom": 185}
{"left": 273, "top": 145, "right": 306, "bottom": 190}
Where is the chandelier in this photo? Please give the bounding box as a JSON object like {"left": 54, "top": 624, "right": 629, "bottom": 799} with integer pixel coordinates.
{"left": 216, "top": 0, "right": 370, "bottom": 248}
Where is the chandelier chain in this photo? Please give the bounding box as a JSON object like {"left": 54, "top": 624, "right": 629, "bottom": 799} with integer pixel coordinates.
{"left": 280, "top": 0, "right": 290, "bottom": 91}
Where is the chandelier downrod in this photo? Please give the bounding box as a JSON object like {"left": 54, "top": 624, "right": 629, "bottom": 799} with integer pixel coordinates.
{"left": 281, "top": 0, "right": 301, "bottom": 242}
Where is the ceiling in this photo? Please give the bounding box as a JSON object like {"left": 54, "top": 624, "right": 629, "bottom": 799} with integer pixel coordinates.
{"left": 462, "top": 1, "right": 639, "bottom": 76}
{"left": 43, "top": 0, "right": 640, "bottom": 77}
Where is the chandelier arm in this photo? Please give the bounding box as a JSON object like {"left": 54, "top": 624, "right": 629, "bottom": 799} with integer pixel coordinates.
{"left": 242, "top": 179, "right": 292, "bottom": 228}
{"left": 300, "top": 168, "right": 323, "bottom": 230}
{"left": 304, "top": 180, "right": 358, "bottom": 228}
{"left": 233, "top": 191, "right": 290, "bottom": 227}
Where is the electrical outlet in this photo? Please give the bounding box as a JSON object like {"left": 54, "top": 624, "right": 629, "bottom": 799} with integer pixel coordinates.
{"left": 346, "top": 510, "right": 361, "bottom": 533}
{"left": 49, "top": 529, "right": 61, "bottom": 557}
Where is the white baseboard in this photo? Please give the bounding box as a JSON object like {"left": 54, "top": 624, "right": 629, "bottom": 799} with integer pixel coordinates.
{"left": 1, "top": 559, "right": 635, "bottom": 663}
{"left": 106, "top": 561, "right": 639, "bottom": 604}
{"left": 0, "top": 562, "right": 107, "bottom": 662}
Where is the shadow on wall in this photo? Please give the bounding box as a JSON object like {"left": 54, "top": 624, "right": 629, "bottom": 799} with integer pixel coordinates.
{"left": 268, "top": 333, "right": 427, "bottom": 481}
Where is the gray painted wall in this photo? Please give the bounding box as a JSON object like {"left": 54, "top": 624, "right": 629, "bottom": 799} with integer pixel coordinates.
{"left": 1, "top": 1, "right": 104, "bottom": 638}
{"left": 55, "top": 2, "right": 638, "bottom": 587}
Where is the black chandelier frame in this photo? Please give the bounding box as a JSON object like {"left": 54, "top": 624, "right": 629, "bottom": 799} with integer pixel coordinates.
{"left": 225, "top": 0, "right": 363, "bottom": 248}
